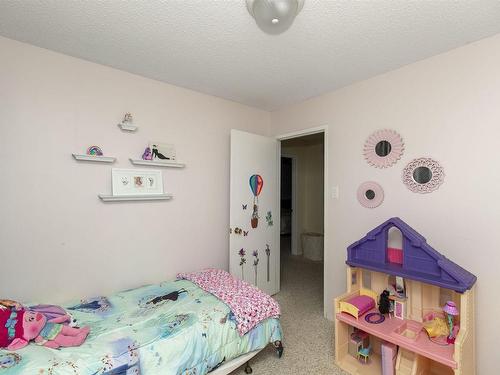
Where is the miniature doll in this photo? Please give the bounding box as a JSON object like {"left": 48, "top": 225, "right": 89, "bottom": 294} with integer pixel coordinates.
{"left": 378, "top": 290, "right": 391, "bottom": 315}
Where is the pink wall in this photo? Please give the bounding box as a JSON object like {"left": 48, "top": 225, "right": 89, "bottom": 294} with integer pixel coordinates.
{"left": 1, "top": 30, "right": 499, "bottom": 374}
{"left": 0, "top": 36, "right": 270, "bottom": 303}
{"left": 271, "top": 33, "right": 500, "bottom": 374}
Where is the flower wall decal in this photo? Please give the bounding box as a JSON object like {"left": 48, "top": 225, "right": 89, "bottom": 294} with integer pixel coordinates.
{"left": 265, "top": 245, "right": 271, "bottom": 282}
{"left": 238, "top": 249, "right": 246, "bottom": 279}
{"left": 252, "top": 250, "right": 259, "bottom": 286}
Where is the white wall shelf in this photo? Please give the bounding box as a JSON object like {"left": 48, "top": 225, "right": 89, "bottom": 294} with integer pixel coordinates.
{"left": 117, "top": 122, "right": 138, "bottom": 132}
{"left": 129, "top": 158, "right": 185, "bottom": 168}
{"left": 98, "top": 193, "right": 173, "bottom": 202}
{"left": 72, "top": 154, "right": 116, "bottom": 163}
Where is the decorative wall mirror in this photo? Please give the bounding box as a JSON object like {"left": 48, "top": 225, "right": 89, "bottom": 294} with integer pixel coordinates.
{"left": 357, "top": 181, "right": 384, "bottom": 208}
{"left": 402, "top": 158, "right": 444, "bottom": 193}
{"left": 363, "top": 129, "right": 404, "bottom": 168}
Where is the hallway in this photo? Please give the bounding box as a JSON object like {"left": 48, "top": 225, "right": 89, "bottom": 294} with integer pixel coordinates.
{"left": 233, "top": 244, "right": 346, "bottom": 374}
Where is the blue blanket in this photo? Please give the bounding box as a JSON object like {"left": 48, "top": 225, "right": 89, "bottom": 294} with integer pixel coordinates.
{"left": 0, "top": 279, "right": 282, "bottom": 374}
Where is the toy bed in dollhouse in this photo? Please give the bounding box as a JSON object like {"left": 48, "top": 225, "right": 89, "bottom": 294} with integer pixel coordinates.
{"left": 334, "top": 218, "right": 476, "bottom": 375}
{"left": 338, "top": 288, "right": 378, "bottom": 319}
{"left": 0, "top": 270, "right": 283, "bottom": 375}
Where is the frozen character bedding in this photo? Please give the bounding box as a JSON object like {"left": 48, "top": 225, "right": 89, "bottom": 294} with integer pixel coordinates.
{"left": 0, "top": 270, "right": 283, "bottom": 374}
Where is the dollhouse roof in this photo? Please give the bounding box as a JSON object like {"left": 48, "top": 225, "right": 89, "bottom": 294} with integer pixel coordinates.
{"left": 346, "top": 217, "right": 476, "bottom": 293}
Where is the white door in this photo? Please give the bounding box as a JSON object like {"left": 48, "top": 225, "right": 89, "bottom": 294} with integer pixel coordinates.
{"left": 230, "top": 129, "right": 280, "bottom": 295}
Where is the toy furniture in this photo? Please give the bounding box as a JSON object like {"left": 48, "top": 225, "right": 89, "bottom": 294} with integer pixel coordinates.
{"left": 339, "top": 288, "right": 378, "bottom": 319}
{"left": 381, "top": 341, "right": 397, "bottom": 375}
{"left": 391, "top": 297, "right": 406, "bottom": 320}
{"left": 349, "top": 328, "right": 370, "bottom": 357}
{"left": 358, "top": 345, "right": 371, "bottom": 363}
{"left": 334, "top": 217, "right": 476, "bottom": 375}
{"left": 443, "top": 301, "right": 459, "bottom": 344}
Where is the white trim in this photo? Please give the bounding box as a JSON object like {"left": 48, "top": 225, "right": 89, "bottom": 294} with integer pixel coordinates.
{"left": 72, "top": 154, "right": 116, "bottom": 163}
{"left": 275, "top": 125, "right": 327, "bottom": 141}
{"left": 276, "top": 125, "right": 328, "bottom": 318}
{"left": 98, "top": 193, "right": 173, "bottom": 202}
{"left": 281, "top": 153, "right": 299, "bottom": 255}
{"left": 274, "top": 140, "right": 281, "bottom": 295}
{"left": 209, "top": 349, "right": 261, "bottom": 375}
{"left": 129, "top": 158, "right": 185, "bottom": 168}
{"left": 117, "top": 122, "right": 138, "bottom": 132}
{"left": 322, "top": 126, "right": 329, "bottom": 319}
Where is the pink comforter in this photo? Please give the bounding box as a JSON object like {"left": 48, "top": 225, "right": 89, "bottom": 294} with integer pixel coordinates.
{"left": 177, "top": 269, "right": 281, "bottom": 335}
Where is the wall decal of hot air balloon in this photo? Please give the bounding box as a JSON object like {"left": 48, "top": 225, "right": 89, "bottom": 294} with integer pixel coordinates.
{"left": 249, "top": 174, "right": 263, "bottom": 228}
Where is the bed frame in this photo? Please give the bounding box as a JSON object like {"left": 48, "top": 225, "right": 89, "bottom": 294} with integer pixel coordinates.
{"left": 211, "top": 341, "right": 283, "bottom": 374}
{"left": 338, "top": 287, "right": 378, "bottom": 319}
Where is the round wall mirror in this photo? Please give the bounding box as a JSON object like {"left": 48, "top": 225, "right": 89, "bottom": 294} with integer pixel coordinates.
{"left": 365, "top": 189, "right": 376, "bottom": 200}
{"left": 364, "top": 129, "right": 404, "bottom": 168}
{"left": 357, "top": 182, "right": 384, "bottom": 208}
{"left": 403, "top": 158, "right": 444, "bottom": 193}
{"left": 412, "top": 166, "right": 432, "bottom": 184}
{"left": 375, "top": 141, "right": 392, "bottom": 157}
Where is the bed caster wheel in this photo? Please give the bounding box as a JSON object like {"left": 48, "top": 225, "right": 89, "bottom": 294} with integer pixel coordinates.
{"left": 274, "top": 340, "right": 284, "bottom": 358}
{"left": 276, "top": 348, "right": 283, "bottom": 358}
{"left": 277, "top": 347, "right": 283, "bottom": 358}
{"left": 244, "top": 362, "right": 253, "bottom": 374}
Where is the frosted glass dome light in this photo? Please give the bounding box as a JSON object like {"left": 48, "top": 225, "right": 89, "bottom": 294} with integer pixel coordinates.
{"left": 246, "top": 0, "right": 305, "bottom": 34}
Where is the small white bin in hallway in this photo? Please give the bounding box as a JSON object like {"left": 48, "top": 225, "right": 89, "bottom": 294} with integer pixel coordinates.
{"left": 301, "top": 232, "right": 324, "bottom": 261}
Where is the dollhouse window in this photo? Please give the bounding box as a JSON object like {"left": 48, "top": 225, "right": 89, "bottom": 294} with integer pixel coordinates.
{"left": 362, "top": 269, "right": 371, "bottom": 289}
{"left": 439, "top": 288, "right": 453, "bottom": 307}
{"left": 387, "top": 226, "right": 403, "bottom": 265}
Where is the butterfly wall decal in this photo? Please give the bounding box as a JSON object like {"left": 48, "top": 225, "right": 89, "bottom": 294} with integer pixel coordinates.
{"left": 242, "top": 204, "right": 247, "bottom": 210}
{"left": 266, "top": 211, "right": 273, "bottom": 226}
{"left": 231, "top": 227, "right": 251, "bottom": 237}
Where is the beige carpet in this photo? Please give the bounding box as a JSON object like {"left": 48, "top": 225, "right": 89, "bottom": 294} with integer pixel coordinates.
{"left": 232, "top": 245, "right": 348, "bottom": 375}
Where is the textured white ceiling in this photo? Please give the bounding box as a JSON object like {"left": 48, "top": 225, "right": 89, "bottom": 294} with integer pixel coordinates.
{"left": 1, "top": 1, "right": 499, "bottom": 110}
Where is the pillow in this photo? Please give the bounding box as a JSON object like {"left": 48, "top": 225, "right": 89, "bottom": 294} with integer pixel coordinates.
{"left": 348, "top": 295, "right": 375, "bottom": 316}
{"left": 423, "top": 317, "right": 449, "bottom": 338}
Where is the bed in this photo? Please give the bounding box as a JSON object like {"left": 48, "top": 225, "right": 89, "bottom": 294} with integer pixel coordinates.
{"left": 0, "top": 275, "right": 283, "bottom": 374}
{"left": 338, "top": 288, "right": 377, "bottom": 319}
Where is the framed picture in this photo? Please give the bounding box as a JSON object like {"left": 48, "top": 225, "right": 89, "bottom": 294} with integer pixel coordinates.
{"left": 111, "top": 168, "right": 164, "bottom": 196}
{"left": 394, "top": 300, "right": 405, "bottom": 320}
{"left": 149, "top": 142, "right": 176, "bottom": 161}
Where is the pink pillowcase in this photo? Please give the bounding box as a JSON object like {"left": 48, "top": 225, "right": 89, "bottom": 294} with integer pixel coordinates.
{"left": 347, "top": 295, "right": 375, "bottom": 316}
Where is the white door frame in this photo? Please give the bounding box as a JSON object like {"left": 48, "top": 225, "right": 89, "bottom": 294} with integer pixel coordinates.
{"left": 275, "top": 125, "right": 328, "bottom": 317}
{"left": 280, "top": 153, "right": 298, "bottom": 255}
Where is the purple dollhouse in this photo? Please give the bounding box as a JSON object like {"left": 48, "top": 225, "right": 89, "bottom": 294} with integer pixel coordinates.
{"left": 335, "top": 218, "right": 477, "bottom": 374}
{"left": 346, "top": 217, "right": 476, "bottom": 293}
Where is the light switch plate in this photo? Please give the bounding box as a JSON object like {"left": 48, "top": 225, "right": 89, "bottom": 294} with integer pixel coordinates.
{"left": 331, "top": 186, "right": 339, "bottom": 199}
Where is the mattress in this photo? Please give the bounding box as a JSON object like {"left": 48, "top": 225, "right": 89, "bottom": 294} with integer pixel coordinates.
{"left": 348, "top": 295, "right": 376, "bottom": 316}
{"left": 0, "top": 279, "right": 282, "bottom": 374}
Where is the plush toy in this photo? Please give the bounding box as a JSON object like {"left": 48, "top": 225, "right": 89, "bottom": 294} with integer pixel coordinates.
{"left": 0, "top": 309, "right": 90, "bottom": 350}
{"left": 0, "top": 299, "right": 23, "bottom": 311}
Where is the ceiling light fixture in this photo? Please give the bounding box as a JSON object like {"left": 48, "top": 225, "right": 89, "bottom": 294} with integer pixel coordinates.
{"left": 246, "top": 0, "right": 305, "bottom": 35}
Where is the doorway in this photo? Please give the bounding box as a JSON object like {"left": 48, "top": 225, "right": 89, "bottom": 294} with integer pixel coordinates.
{"left": 278, "top": 130, "right": 326, "bottom": 312}
{"left": 280, "top": 155, "right": 294, "bottom": 254}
